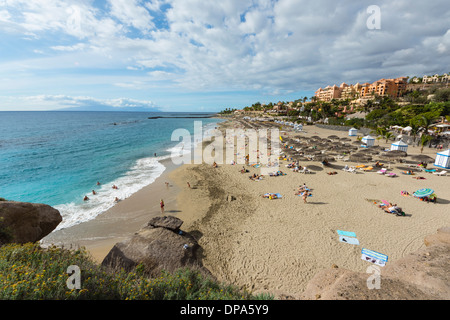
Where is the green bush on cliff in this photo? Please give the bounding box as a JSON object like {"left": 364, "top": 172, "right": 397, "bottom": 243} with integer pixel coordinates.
{"left": 0, "top": 243, "right": 270, "bottom": 300}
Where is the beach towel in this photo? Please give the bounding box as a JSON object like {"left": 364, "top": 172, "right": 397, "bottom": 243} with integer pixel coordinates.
{"left": 264, "top": 193, "right": 282, "bottom": 199}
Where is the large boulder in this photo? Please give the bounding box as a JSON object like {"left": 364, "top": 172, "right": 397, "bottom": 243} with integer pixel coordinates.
{"left": 301, "top": 227, "right": 450, "bottom": 300}
{"left": 0, "top": 201, "right": 62, "bottom": 244}
{"left": 102, "top": 216, "right": 211, "bottom": 278}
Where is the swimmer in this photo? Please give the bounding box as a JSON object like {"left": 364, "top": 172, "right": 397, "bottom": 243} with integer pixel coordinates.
{"left": 92, "top": 190, "right": 97, "bottom": 195}
{"left": 83, "top": 195, "right": 89, "bottom": 201}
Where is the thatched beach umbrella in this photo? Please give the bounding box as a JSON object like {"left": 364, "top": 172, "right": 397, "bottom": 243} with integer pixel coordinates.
{"left": 350, "top": 153, "right": 372, "bottom": 162}
{"left": 410, "top": 154, "right": 434, "bottom": 163}
{"left": 380, "top": 150, "right": 408, "bottom": 168}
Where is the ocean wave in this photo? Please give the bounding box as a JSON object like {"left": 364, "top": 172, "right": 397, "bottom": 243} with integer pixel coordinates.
{"left": 53, "top": 120, "right": 222, "bottom": 230}
{"left": 54, "top": 157, "right": 166, "bottom": 230}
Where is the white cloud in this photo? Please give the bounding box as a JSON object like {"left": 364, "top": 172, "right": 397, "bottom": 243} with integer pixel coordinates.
{"left": 0, "top": 94, "right": 158, "bottom": 111}
{"left": 107, "top": 0, "right": 154, "bottom": 32}
{"left": 1, "top": 0, "right": 450, "bottom": 110}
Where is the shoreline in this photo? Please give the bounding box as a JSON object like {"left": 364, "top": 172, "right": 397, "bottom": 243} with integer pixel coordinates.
{"left": 41, "top": 157, "right": 183, "bottom": 263}
{"left": 41, "top": 118, "right": 224, "bottom": 263}
{"left": 42, "top": 118, "right": 449, "bottom": 299}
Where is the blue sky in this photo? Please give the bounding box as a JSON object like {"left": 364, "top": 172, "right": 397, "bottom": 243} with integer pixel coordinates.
{"left": 1, "top": 0, "right": 449, "bottom": 112}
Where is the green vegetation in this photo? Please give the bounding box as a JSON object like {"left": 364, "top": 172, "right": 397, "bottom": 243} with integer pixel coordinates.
{"left": 0, "top": 243, "right": 272, "bottom": 300}
{"left": 219, "top": 86, "right": 450, "bottom": 132}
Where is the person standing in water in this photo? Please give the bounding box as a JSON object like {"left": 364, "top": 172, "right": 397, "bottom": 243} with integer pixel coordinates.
{"left": 160, "top": 199, "right": 165, "bottom": 214}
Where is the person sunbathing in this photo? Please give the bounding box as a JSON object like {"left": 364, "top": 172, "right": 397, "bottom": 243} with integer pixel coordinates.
{"left": 327, "top": 171, "right": 337, "bottom": 175}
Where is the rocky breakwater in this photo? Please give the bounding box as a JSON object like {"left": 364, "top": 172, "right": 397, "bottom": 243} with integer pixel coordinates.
{"left": 301, "top": 227, "right": 450, "bottom": 300}
{"left": 0, "top": 200, "right": 62, "bottom": 245}
{"left": 102, "top": 215, "right": 212, "bottom": 278}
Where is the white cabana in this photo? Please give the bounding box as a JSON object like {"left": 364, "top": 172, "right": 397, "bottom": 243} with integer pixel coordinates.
{"left": 349, "top": 128, "right": 357, "bottom": 136}
{"left": 391, "top": 140, "right": 408, "bottom": 152}
{"left": 434, "top": 149, "right": 450, "bottom": 169}
{"left": 362, "top": 135, "right": 375, "bottom": 147}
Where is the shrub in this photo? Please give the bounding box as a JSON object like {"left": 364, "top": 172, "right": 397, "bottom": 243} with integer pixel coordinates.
{"left": 0, "top": 243, "right": 270, "bottom": 300}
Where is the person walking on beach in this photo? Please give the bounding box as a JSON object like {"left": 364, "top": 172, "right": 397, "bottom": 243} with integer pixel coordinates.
{"left": 187, "top": 182, "right": 191, "bottom": 188}
{"left": 160, "top": 199, "right": 165, "bottom": 214}
{"left": 302, "top": 190, "right": 309, "bottom": 203}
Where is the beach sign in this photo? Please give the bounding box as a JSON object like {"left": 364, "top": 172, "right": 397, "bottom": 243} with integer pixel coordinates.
{"left": 337, "top": 230, "right": 359, "bottom": 245}
{"left": 361, "top": 248, "right": 388, "bottom": 267}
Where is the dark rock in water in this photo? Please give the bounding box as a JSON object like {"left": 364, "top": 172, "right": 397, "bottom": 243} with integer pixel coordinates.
{"left": 0, "top": 201, "right": 62, "bottom": 245}
{"left": 102, "top": 215, "right": 211, "bottom": 278}
{"left": 147, "top": 215, "right": 183, "bottom": 231}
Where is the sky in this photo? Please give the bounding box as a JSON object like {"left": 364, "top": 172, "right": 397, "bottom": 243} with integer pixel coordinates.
{"left": 0, "top": 0, "right": 449, "bottom": 112}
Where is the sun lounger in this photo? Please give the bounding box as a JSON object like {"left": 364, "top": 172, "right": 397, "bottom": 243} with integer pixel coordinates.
{"left": 387, "top": 172, "right": 397, "bottom": 177}
{"left": 362, "top": 166, "right": 374, "bottom": 172}
{"left": 424, "top": 169, "right": 436, "bottom": 173}
{"left": 377, "top": 168, "right": 387, "bottom": 174}
{"left": 299, "top": 167, "right": 311, "bottom": 174}
{"left": 433, "top": 170, "right": 447, "bottom": 176}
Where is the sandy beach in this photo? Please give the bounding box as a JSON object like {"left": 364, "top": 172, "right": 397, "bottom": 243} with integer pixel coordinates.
{"left": 42, "top": 118, "right": 449, "bottom": 298}
{"left": 168, "top": 119, "right": 450, "bottom": 298}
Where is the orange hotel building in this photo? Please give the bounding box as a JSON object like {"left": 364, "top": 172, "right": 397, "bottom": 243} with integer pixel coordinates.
{"left": 315, "top": 77, "right": 408, "bottom": 102}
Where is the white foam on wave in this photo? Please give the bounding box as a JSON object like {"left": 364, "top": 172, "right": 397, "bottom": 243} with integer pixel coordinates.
{"left": 54, "top": 120, "right": 222, "bottom": 230}
{"left": 54, "top": 157, "right": 166, "bottom": 230}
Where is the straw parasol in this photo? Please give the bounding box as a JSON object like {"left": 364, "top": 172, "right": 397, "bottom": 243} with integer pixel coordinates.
{"left": 410, "top": 154, "right": 434, "bottom": 163}
{"left": 380, "top": 150, "right": 408, "bottom": 168}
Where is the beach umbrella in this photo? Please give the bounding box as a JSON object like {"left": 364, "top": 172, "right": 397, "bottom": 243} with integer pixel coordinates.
{"left": 410, "top": 154, "right": 434, "bottom": 163}
{"left": 380, "top": 150, "right": 407, "bottom": 167}
{"left": 327, "top": 135, "right": 340, "bottom": 140}
{"left": 413, "top": 188, "right": 434, "bottom": 198}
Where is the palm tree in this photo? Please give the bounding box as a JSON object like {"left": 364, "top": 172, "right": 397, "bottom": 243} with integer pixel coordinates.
{"left": 384, "top": 132, "right": 394, "bottom": 143}
{"left": 420, "top": 134, "right": 432, "bottom": 153}
{"left": 409, "top": 122, "right": 420, "bottom": 146}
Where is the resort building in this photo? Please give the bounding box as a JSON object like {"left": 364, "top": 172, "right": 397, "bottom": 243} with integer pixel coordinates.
{"left": 422, "top": 73, "right": 449, "bottom": 84}
{"left": 314, "top": 77, "right": 408, "bottom": 102}
{"left": 314, "top": 84, "right": 345, "bottom": 102}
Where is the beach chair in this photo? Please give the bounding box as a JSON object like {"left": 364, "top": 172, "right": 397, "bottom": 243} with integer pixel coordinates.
{"left": 433, "top": 170, "right": 447, "bottom": 176}
{"left": 387, "top": 172, "right": 397, "bottom": 178}
{"left": 377, "top": 168, "right": 387, "bottom": 174}
{"left": 347, "top": 167, "right": 357, "bottom": 173}
{"left": 299, "top": 167, "right": 311, "bottom": 174}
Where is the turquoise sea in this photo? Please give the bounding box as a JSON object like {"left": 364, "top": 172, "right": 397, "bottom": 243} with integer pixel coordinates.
{"left": 0, "top": 111, "right": 222, "bottom": 229}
